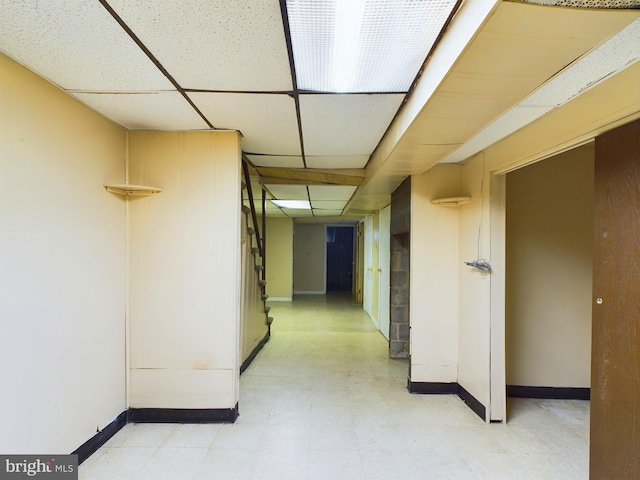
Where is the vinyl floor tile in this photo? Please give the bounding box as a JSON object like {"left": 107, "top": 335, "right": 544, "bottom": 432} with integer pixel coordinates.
{"left": 80, "top": 294, "right": 590, "bottom": 480}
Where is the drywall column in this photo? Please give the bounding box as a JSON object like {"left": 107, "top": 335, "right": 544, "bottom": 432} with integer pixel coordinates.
{"left": 128, "top": 131, "right": 241, "bottom": 412}
{"left": 390, "top": 178, "right": 411, "bottom": 358}
{"left": 409, "top": 165, "right": 460, "bottom": 385}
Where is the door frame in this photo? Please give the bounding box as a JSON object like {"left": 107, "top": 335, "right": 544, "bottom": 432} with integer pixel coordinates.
{"left": 489, "top": 172, "right": 506, "bottom": 423}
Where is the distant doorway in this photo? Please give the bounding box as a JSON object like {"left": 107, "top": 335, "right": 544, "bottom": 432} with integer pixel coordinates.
{"left": 326, "top": 226, "right": 354, "bottom": 292}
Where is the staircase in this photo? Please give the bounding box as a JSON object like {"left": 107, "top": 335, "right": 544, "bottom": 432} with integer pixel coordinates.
{"left": 239, "top": 161, "right": 272, "bottom": 373}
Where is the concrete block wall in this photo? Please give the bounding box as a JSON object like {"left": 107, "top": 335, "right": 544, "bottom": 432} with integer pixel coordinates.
{"left": 390, "top": 177, "right": 411, "bottom": 358}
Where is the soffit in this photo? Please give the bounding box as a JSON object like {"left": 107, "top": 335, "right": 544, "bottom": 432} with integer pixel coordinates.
{"left": 487, "top": 62, "right": 640, "bottom": 173}
{"left": 348, "top": 1, "right": 639, "bottom": 213}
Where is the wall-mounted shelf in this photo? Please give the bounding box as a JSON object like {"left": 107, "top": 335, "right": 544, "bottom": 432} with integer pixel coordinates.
{"left": 430, "top": 196, "right": 471, "bottom": 207}
{"left": 104, "top": 184, "right": 162, "bottom": 196}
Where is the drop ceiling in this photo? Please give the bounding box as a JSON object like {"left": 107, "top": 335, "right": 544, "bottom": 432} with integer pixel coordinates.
{"left": 0, "top": 0, "right": 638, "bottom": 218}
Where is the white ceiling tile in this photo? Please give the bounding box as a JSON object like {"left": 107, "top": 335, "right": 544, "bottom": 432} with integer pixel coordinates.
{"left": 310, "top": 200, "right": 347, "bottom": 210}
{"left": 308, "top": 185, "right": 357, "bottom": 201}
{"left": 266, "top": 208, "right": 287, "bottom": 217}
{"left": 305, "top": 155, "right": 370, "bottom": 169}
{"left": 189, "top": 93, "right": 300, "bottom": 155}
{"left": 313, "top": 209, "right": 344, "bottom": 216}
{"left": 265, "top": 185, "right": 309, "bottom": 200}
{"left": 283, "top": 209, "right": 313, "bottom": 217}
{"left": 246, "top": 155, "right": 305, "bottom": 169}
{"left": 108, "top": 0, "right": 292, "bottom": 91}
{"left": 0, "top": 0, "right": 172, "bottom": 91}
{"left": 300, "top": 94, "right": 403, "bottom": 155}
{"left": 72, "top": 92, "right": 208, "bottom": 130}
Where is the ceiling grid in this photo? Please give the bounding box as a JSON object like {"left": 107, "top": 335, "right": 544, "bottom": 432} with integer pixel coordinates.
{"left": 1, "top": 0, "right": 636, "bottom": 218}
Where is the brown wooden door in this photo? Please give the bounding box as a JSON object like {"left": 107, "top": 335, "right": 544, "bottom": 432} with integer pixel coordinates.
{"left": 591, "top": 119, "right": 640, "bottom": 479}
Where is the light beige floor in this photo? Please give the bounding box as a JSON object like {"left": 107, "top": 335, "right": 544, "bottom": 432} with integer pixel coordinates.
{"left": 79, "top": 293, "right": 589, "bottom": 480}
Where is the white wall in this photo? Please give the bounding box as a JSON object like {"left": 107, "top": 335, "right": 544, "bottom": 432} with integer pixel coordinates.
{"left": 506, "top": 144, "right": 593, "bottom": 388}
{"left": 410, "top": 166, "right": 460, "bottom": 383}
{"left": 128, "top": 131, "right": 241, "bottom": 409}
{"left": 0, "top": 53, "right": 126, "bottom": 453}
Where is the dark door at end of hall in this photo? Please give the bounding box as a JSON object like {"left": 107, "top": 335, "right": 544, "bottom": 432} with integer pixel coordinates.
{"left": 326, "top": 226, "right": 354, "bottom": 292}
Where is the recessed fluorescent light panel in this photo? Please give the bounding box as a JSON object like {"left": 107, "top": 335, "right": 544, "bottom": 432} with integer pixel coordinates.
{"left": 286, "top": 0, "right": 458, "bottom": 93}
{"left": 272, "top": 199, "right": 312, "bottom": 209}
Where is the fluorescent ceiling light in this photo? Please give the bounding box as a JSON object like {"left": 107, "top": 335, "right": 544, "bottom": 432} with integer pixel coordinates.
{"left": 272, "top": 199, "right": 312, "bottom": 209}
{"left": 287, "top": 0, "right": 458, "bottom": 93}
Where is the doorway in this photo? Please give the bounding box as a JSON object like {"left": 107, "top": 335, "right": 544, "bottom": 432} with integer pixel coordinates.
{"left": 325, "top": 226, "right": 354, "bottom": 293}
{"left": 504, "top": 144, "right": 593, "bottom": 405}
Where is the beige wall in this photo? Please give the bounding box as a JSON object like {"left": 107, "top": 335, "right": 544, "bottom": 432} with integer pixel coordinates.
{"left": 128, "top": 130, "right": 241, "bottom": 409}
{"left": 293, "top": 223, "right": 326, "bottom": 293}
{"left": 265, "top": 216, "right": 293, "bottom": 300}
{"left": 506, "top": 144, "right": 593, "bottom": 387}
{"left": 0, "top": 53, "right": 126, "bottom": 453}
{"left": 406, "top": 65, "right": 640, "bottom": 419}
{"left": 410, "top": 165, "right": 461, "bottom": 383}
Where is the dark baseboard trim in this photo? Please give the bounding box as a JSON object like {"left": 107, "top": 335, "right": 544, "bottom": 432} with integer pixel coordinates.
{"left": 408, "top": 381, "right": 486, "bottom": 421}
{"left": 74, "top": 404, "right": 240, "bottom": 464}
{"left": 457, "top": 384, "right": 486, "bottom": 421}
{"left": 128, "top": 404, "right": 239, "bottom": 424}
{"left": 408, "top": 380, "right": 457, "bottom": 394}
{"left": 72, "top": 411, "right": 127, "bottom": 465}
{"left": 507, "top": 385, "right": 590, "bottom": 400}
{"left": 240, "top": 331, "right": 270, "bottom": 374}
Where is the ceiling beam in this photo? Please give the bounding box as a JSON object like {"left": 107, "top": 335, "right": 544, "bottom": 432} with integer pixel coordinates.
{"left": 257, "top": 167, "right": 365, "bottom": 186}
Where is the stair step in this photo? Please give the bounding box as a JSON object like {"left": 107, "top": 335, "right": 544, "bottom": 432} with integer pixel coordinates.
{"left": 241, "top": 181, "right": 247, "bottom": 190}
{"left": 241, "top": 205, "right": 251, "bottom": 214}
{"left": 251, "top": 247, "right": 260, "bottom": 255}
{"left": 262, "top": 294, "right": 269, "bottom": 301}
{"left": 264, "top": 306, "right": 271, "bottom": 314}
{"left": 258, "top": 279, "right": 267, "bottom": 287}
{"left": 266, "top": 316, "right": 274, "bottom": 326}
{"left": 255, "top": 264, "right": 264, "bottom": 272}
{"left": 247, "top": 227, "right": 255, "bottom": 235}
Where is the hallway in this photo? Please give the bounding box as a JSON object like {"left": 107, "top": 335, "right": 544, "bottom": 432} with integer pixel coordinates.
{"left": 79, "top": 295, "right": 589, "bottom": 479}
